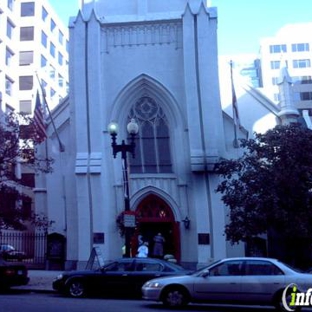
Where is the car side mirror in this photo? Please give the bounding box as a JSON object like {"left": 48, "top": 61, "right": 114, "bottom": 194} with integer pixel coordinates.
{"left": 201, "top": 270, "right": 210, "bottom": 278}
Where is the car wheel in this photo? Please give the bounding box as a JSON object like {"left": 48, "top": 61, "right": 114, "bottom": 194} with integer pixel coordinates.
{"left": 274, "top": 288, "right": 302, "bottom": 312}
{"left": 162, "top": 287, "right": 189, "bottom": 307}
{"left": 67, "top": 279, "right": 86, "bottom": 298}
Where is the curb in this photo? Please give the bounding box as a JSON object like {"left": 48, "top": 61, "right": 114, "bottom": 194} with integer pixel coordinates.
{"left": 16, "top": 288, "right": 55, "bottom": 294}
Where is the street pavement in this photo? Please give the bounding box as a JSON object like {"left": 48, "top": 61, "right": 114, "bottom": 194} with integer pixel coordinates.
{"left": 15, "top": 270, "right": 63, "bottom": 293}
{"left": 12, "top": 271, "right": 312, "bottom": 311}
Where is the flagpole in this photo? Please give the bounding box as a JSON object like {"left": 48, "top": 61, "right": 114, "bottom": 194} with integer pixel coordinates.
{"left": 230, "top": 60, "right": 239, "bottom": 148}
{"left": 35, "top": 72, "right": 65, "bottom": 152}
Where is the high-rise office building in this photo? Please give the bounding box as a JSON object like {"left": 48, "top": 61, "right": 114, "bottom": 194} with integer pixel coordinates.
{"left": 0, "top": 0, "right": 69, "bottom": 114}
{"left": 260, "top": 23, "right": 312, "bottom": 112}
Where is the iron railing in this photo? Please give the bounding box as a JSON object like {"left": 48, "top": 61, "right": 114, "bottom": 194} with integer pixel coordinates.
{"left": 0, "top": 231, "right": 47, "bottom": 269}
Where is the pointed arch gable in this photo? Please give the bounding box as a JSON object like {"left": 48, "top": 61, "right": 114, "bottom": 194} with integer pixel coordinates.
{"left": 136, "top": 194, "right": 174, "bottom": 222}
{"left": 110, "top": 74, "right": 184, "bottom": 128}
{"left": 131, "top": 186, "right": 181, "bottom": 221}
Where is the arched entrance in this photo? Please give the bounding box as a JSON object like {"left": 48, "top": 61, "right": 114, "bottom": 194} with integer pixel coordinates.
{"left": 132, "top": 194, "right": 181, "bottom": 261}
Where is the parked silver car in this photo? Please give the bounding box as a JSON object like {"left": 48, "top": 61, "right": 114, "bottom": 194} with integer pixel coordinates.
{"left": 142, "top": 257, "right": 312, "bottom": 311}
{"left": 0, "top": 244, "right": 27, "bottom": 261}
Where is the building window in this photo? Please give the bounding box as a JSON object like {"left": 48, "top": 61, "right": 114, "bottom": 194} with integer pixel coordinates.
{"left": 41, "top": 31, "right": 48, "bottom": 48}
{"left": 58, "top": 30, "right": 64, "bottom": 44}
{"left": 58, "top": 74, "right": 64, "bottom": 87}
{"left": 50, "top": 88, "right": 56, "bottom": 98}
{"left": 292, "top": 43, "right": 309, "bottom": 52}
{"left": 50, "top": 19, "right": 56, "bottom": 32}
{"left": 300, "top": 92, "right": 312, "bottom": 101}
{"left": 21, "top": 2, "right": 35, "bottom": 17}
{"left": 128, "top": 96, "right": 172, "bottom": 173}
{"left": 50, "top": 42, "right": 56, "bottom": 57}
{"left": 293, "top": 76, "right": 312, "bottom": 84}
{"left": 41, "top": 55, "right": 47, "bottom": 68}
{"left": 49, "top": 65, "right": 56, "bottom": 80}
{"left": 41, "top": 79, "right": 47, "bottom": 90}
{"left": 269, "top": 44, "right": 287, "bottom": 53}
{"left": 58, "top": 52, "right": 63, "bottom": 66}
{"left": 270, "top": 60, "right": 280, "bottom": 70}
{"left": 293, "top": 59, "right": 311, "bottom": 68}
{"left": 301, "top": 76, "right": 312, "bottom": 84}
{"left": 272, "top": 77, "right": 279, "bottom": 85}
{"left": 20, "top": 26, "right": 34, "bottom": 41}
{"left": 19, "top": 76, "right": 33, "bottom": 90}
{"left": 19, "top": 100, "right": 32, "bottom": 114}
{"left": 21, "top": 173, "right": 35, "bottom": 188}
{"left": 19, "top": 51, "right": 33, "bottom": 66}
{"left": 6, "top": 19, "right": 14, "bottom": 39}
{"left": 5, "top": 76, "right": 13, "bottom": 96}
{"left": 42, "top": 6, "right": 48, "bottom": 21}
{"left": 5, "top": 48, "right": 14, "bottom": 66}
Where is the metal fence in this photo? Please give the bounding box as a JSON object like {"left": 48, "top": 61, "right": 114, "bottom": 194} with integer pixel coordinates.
{"left": 0, "top": 231, "right": 47, "bottom": 269}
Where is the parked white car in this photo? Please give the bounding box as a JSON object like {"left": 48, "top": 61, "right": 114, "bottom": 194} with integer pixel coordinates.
{"left": 142, "top": 257, "right": 312, "bottom": 311}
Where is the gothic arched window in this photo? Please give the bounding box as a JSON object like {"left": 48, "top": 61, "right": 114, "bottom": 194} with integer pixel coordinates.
{"left": 128, "top": 96, "right": 172, "bottom": 173}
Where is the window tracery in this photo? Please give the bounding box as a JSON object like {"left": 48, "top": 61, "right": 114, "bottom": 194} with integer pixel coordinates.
{"left": 128, "top": 96, "right": 172, "bottom": 173}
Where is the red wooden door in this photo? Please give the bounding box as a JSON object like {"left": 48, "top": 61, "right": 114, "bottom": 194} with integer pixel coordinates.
{"left": 132, "top": 194, "right": 180, "bottom": 261}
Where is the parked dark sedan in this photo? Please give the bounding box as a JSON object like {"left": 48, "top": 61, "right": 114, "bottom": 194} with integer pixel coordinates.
{"left": 0, "top": 257, "right": 29, "bottom": 289}
{"left": 53, "top": 257, "right": 191, "bottom": 298}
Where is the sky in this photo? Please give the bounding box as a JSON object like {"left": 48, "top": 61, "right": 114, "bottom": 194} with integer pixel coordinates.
{"left": 49, "top": 0, "right": 312, "bottom": 55}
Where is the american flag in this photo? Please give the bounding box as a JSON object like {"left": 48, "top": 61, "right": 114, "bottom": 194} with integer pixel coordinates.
{"left": 33, "top": 91, "right": 47, "bottom": 143}
{"left": 230, "top": 61, "right": 241, "bottom": 148}
{"left": 231, "top": 61, "right": 241, "bottom": 128}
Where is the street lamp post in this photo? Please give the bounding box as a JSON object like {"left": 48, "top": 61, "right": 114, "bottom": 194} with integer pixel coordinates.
{"left": 108, "top": 119, "right": 139, "bottom": 257}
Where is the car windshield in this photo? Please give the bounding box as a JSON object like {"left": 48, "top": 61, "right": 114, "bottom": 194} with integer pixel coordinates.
{"left": 1, "top": 245, "right": 15, "bottom": 251}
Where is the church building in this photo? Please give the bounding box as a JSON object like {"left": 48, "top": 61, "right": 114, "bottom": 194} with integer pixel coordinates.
{"left": 36, "top": 0, "right": 300, "bottom": 270}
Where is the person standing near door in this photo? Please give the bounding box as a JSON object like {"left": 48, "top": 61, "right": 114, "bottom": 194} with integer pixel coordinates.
{"left": 137, "top": 241, "right": 149, "bottom": 258}
{"left": 153, "top": 233, "right": 165, "bottom": 258}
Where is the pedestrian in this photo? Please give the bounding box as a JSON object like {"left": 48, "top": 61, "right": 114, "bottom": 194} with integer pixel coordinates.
{"left": 138, "top": 234, "right": 143, "bottom": 246}
{"left": 137, "top": 241, "right": 149, "bottom": 258}
{"left": 153, "top": 232, "right": 165, "bottom": 258}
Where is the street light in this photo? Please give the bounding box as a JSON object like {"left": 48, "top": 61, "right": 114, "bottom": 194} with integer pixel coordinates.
{"left": 108, "top": 118, "right": 139, "bottom": 257}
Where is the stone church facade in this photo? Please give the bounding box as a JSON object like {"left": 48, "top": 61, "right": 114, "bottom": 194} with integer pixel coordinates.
{"left": 36, "top": 0, "right": 284, "bottom": 270}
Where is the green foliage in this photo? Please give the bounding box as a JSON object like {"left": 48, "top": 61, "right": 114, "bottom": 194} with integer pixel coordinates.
{"left": 215, "top": 123, "right": 312, "bottom": 244}
{"left": 0, "top": 111, "right": 53, "bottom": 177}
{"left": 0, "top": 111, "right": 53, "bottom": 230}
{"left": 0, "top": 185, "right": 28, "bottom": 230}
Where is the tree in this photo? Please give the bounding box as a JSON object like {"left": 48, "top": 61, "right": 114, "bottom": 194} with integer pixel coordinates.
{"left": 0, "top": 111, "right": 53, "bottom": 230}
{"left": 215, "top": 123, "right": 312, "bottom": 268}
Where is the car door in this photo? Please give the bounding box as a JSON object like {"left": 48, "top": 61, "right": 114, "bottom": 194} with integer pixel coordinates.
{"left": 240, "top": 259, "right": 286, "bottom": 304}
{"left": 193, "top": 260, "right": 243, "bottom": 303}
{"left": 131, "top": 259, "right": 165, "bottom": 293}
{"left": 99, "top": 259, "right": 135, "bottom": 295}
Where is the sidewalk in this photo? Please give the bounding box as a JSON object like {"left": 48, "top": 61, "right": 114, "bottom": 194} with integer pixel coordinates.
{"left": 15, "top": 270, "right": 63, "bottom": 293}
